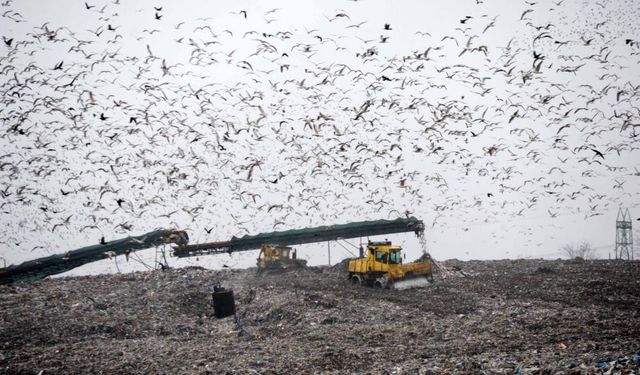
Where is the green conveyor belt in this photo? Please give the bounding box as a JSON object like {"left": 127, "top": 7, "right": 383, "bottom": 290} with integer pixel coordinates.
{"left": 173, "top": 217, "right": 424, "bottom": 257}
{"left": 0, "top": 229, "right": 188, "bottom": 284}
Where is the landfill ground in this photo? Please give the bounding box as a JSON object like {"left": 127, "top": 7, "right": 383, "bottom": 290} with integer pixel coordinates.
{"left": 1, "top": 258, "right": 639, "bottom": 374}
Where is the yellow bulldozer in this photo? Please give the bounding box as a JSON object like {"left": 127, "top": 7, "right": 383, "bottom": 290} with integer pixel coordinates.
{"left": 256, "top": 244, "right": 307, "bottom": 273}
{"left": 347, "top": 240, "right": 432, "bottom": 289}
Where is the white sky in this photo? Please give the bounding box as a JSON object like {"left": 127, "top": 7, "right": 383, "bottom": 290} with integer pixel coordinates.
{"left": 0, "top": 0, "right": 639, "bottom": 276}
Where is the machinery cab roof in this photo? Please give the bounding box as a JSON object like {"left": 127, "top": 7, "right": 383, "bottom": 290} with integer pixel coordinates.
{"left": 367, "top": 240, "right": 403, "bottom": 264}
{"left": 259, "top": 244, "right": 293, "bottom": 259}
{"left": 367, "top": 240, "right": 402, "bottom": 253}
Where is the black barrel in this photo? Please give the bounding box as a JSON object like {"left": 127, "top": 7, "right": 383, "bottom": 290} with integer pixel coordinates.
{"left": 211, "top": 287, "right": 235, "bottom": 319}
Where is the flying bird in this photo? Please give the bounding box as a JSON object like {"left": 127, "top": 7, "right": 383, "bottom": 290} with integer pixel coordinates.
{"left": 590, "top": 148, "right": 604, "bottom": 159}
{"left": 520, "top": 9, "right": 534, "bottom": 20}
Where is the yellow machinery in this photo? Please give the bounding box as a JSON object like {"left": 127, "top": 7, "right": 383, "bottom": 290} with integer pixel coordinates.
{"left": 347, "top": 240, "right": 432, "bottom": 289}
{"left": 257, "top": 244, "right": 307, "bottom": 272}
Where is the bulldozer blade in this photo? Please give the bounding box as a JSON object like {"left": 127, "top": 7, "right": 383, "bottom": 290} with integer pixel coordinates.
{"left": 391, "top": 277, "right": 432, "bottom": 290}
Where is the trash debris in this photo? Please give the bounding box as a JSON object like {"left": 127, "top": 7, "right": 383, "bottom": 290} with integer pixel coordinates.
{"left": 0, "top": 259, "right": 638, "bottom": 373}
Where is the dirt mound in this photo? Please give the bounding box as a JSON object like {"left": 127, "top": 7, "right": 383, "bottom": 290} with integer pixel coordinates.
{"left": 1, "top": 260, "right": 639, "bottom": 374}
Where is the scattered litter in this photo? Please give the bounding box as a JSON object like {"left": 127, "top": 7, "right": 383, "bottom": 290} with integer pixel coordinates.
{"left": 0, "top": 259, "right": 637, "bottom": 373}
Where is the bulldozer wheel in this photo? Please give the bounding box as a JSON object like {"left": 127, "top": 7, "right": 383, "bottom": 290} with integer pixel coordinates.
{"left": 350, "top": 275, "right": 362, "bottom": 285}
{"left": 374, "top": 279, "right": 385, "bottom": 288}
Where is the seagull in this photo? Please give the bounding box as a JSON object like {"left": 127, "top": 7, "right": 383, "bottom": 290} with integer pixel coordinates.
{"left": 51, "top": 215, "right": 73, "bottom": 233}
{"left": 590, "top": 148, "right": 604, "bottom": 159}
{"left": 520, "top": 9, "right": 534, "bottom": 20}
{"left": 346, "top": 21, "right": 367, "bottom": 29}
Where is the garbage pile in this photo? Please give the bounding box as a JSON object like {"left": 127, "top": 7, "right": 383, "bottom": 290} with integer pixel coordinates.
{"left": 0, "top": 259, "right": 639, "bottom": 374}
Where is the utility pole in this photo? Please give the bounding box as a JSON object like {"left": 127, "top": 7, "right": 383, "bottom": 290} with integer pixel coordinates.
{"left": 327, "top": 241, "right": 331, "bottom": 266}
{"left": 615, "top": 208, "right": 633, "bottom": 260}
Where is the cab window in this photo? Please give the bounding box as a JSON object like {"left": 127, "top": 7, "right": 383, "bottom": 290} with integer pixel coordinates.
{"left": 375, "top": 251, "right": 388, "bottom": 263}
{"left": 389, "top": 251, "right": 401, "bottom": 264}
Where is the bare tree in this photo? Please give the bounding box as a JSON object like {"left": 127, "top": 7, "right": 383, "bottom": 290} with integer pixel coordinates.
{"left": 562, "top": 241, "right": 596, "bottom": 260}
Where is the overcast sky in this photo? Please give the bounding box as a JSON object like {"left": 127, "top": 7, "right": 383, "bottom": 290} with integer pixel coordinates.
{"left": 1, "top": 0, "right": 639, "bottom": 276}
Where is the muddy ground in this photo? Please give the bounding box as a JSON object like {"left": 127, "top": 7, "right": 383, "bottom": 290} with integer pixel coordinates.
{"left": 1, "top": 259, "right": 639, "bottom": 374}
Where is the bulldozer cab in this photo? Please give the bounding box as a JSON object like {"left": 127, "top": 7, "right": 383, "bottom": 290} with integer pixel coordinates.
{"left": 259, "top": 245, "right": 295, "bottom": 261}
{"left": 369, "top": 241, "right": 402, "bottom": 265}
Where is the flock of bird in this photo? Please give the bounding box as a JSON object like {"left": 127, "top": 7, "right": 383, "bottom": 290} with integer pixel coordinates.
{"left": 0, "top": 0, "right": 639, "bottom": 264}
